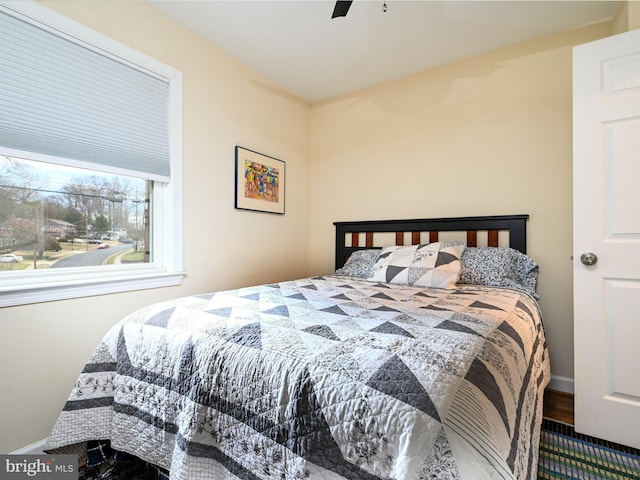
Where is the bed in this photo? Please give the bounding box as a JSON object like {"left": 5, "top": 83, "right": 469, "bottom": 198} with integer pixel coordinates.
{"left": 46, "top": 214, "right": 550, "bottom": 480}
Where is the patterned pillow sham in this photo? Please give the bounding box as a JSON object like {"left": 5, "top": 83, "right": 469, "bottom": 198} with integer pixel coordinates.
{"left": 458, "top": 247, "right": 540, "bottom": 299}
{"left": 335, "top": 249, "right": 381, "bottom": 278}
{"left": 367, "top": 242, "right": 466, "bottom": 289}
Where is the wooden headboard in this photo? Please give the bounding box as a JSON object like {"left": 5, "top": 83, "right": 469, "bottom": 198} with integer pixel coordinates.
{"left": 334, "top": 214, "right": 529, "bottom": 270}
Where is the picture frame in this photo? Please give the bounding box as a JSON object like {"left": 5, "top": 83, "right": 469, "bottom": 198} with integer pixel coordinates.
{"left": 235, "top": 146, "right": 286, "bottom": 214}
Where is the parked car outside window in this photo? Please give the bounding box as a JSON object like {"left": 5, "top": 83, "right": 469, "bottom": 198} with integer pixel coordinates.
{"left": 0, "top": 254, "right": 24, "bottom": 263}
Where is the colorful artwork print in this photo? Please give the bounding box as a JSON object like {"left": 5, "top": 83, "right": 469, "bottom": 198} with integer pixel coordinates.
{"left": 244, "top": 160, "right": 279, "bottom": 203}
{"left": 235, "top": 146, "right": 285, "bottom": 214}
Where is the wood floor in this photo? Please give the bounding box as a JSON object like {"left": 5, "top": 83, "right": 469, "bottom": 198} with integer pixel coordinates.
{"left": 543, "top": 389, "right": 574, "bottom": 425}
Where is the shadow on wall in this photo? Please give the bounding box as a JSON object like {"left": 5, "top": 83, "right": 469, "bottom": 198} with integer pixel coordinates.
{"left": 313, "top": 20, "right": 611, "bottom": 116}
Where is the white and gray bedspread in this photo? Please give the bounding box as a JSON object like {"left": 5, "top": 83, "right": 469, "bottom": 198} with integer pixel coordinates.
{"left": 46, "top": 275, "right": 550, "bottom": 480}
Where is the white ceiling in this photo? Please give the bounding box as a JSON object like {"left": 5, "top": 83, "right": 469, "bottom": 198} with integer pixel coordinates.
{"left": 147, "top": 0, "right": 616, "bottom": 102}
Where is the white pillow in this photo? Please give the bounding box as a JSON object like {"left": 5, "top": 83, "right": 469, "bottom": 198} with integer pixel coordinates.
{"left": 367, "top": 242, "right": 465, "bottom": 289}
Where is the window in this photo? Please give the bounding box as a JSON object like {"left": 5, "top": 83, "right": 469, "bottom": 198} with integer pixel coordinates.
{"left": 0, "top": 1, "right": 183, "bottom": 307}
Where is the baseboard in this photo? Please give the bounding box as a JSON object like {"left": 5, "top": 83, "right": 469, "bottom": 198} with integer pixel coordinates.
{"left": 548, "top": 375, "right": 574, "bottom": 394}
{"left": 9, "top": 438, "right": 47, "bottom": 455}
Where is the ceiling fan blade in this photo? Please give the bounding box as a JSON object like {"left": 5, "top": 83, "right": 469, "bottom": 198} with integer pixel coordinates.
{"left": 331, "top": 1, "right": 353, "bottom": 18}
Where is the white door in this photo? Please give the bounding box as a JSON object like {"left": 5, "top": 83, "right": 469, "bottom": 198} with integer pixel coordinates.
{"left": 573, "top": 28, "right": 640, "bottom": 449}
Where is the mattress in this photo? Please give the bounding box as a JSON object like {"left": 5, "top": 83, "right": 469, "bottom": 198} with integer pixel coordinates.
{"left": 46, "top": 274, "right": 550, "bottom": 480}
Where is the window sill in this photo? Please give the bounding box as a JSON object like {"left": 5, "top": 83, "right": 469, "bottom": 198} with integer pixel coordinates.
{"left": 0, "top": 267, "right": 185, "bottom": 307}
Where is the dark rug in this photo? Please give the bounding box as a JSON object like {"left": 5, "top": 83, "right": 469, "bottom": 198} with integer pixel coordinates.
{"left": 77, "top": 441, "right": 165, "bottom": 480}
{"left": 538, "top": 418, "right": 640, "bottom": 479}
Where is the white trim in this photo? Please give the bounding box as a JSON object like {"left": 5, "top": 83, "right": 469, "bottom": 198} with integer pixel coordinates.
{"left": 0, "top": 271, "right": 184, "bottom": 307}
{"left": 10, "top": 439, "right": 47, "bottom": 455}
{"left": 548, "top": 375, "right": 575, "bottom": 394}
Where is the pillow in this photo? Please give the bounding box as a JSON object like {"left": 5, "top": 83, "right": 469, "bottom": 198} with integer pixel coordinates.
{"left": 458, "top": 247, "right": 540, "bottom": 299}
{"left": 336, "top": 249, "right": 381, "bottom": 278}
{"left": 367, "top": 242, "right": 466, "bottom": 289}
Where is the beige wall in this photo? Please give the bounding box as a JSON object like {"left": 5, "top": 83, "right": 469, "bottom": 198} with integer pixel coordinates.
{"left": 613, "top": 0, "right": 640, "bottom": 33}
{"left": 309, "top": 21, "right": 614, "bottom": 394}
{"left": 0, "top": 1, "right": 311, "bottom": 453}
{"left": 632, "top": 1, "right": 640, "bottom": 29}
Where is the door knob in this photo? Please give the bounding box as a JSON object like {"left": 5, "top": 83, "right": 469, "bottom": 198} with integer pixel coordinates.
{"left": 580, "top": 252, "right": 598, "bottom": 266}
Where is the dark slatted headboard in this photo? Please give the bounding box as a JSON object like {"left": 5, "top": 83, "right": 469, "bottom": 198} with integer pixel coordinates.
{"left": 334, "top": 214, "right": 529, "bottom": 270}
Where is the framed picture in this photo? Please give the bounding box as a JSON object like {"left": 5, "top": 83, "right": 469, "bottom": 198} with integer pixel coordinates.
{"left": 235, "top": 146, "right": 286, "bottom": 214}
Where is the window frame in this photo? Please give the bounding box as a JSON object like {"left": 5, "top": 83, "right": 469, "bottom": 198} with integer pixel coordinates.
{"left": 0, "top": 1, "right": 184, "bottom": 307}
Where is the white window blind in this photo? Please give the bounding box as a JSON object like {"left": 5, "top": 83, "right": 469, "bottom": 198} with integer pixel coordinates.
{"left": 0, "top": 6, "right": 171, "bottom": 182}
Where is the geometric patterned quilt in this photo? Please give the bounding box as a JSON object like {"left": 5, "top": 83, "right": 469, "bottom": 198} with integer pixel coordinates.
{"left": 46, "top": 275, "right": 550, "bottom": 480}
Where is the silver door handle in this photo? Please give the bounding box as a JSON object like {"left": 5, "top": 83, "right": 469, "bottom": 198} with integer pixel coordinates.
{"left": 580, "top": 252, "right": 598, "bottom": 266}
